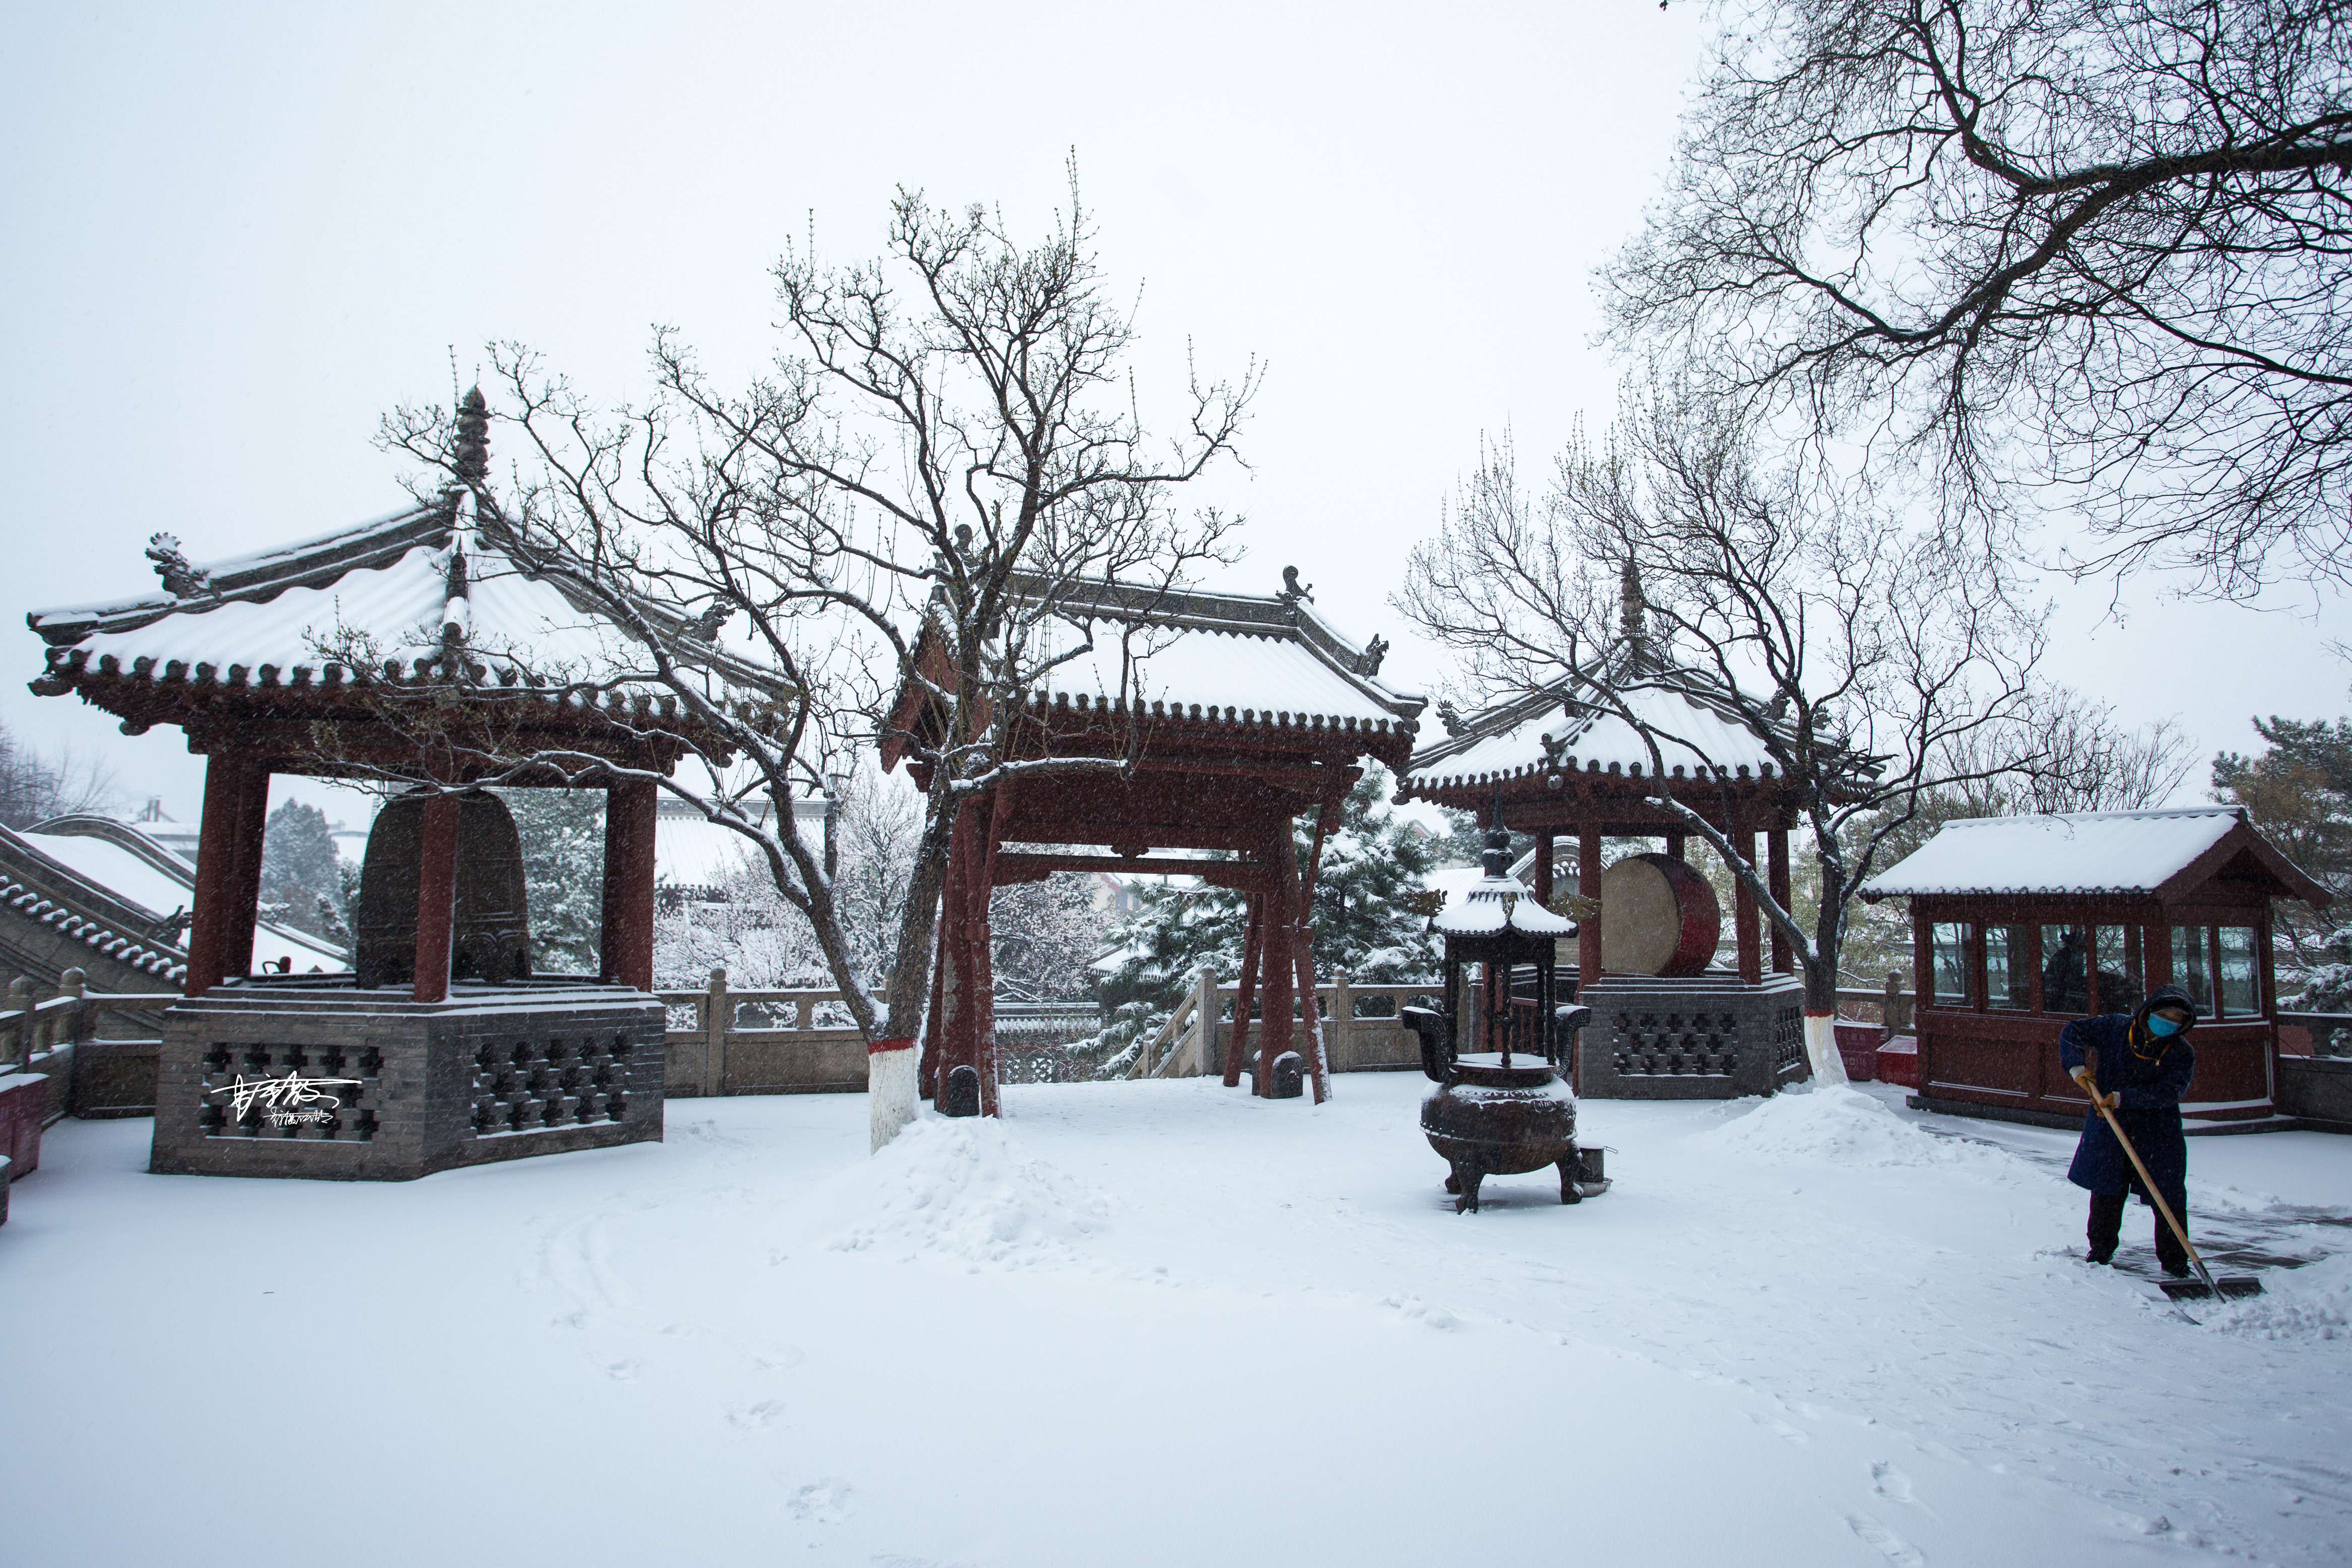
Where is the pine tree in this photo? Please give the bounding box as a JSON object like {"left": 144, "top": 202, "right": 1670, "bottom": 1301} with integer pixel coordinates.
{"left": 257, "top": 801, "right": 347, "bottom": 942}
{"left": 2213, "top": 716, "right": 2352, "bottom": 978}
{"left": 1089, "top": 765, "right": 1440, "bottom": 1072}
{"left": 497, "top": 789, "right": 606, "bottom": 974}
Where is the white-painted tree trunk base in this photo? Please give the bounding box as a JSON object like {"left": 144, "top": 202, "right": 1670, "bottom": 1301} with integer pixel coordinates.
{"left": 1803, "top": 1011, "right": 1849, "bottom": 1086}
{"left": 869, "top": 1042, "right": 919, "bottom": 1152}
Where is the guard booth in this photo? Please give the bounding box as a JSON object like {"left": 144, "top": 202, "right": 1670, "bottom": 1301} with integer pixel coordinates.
{"left": 1859, "top": 806, "right": 2331, "bottom": 1131}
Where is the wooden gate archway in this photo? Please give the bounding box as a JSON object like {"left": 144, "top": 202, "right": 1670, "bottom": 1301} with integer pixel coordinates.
{"left": 883, "top": 573, "right": 1424, "bottom": 1113}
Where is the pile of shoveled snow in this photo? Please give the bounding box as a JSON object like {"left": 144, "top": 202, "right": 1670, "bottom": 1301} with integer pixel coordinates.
{"left": 2204, "top": 1251, "right": 2352, "bottom": 1342}
{"left": 821, "top": 1114, "right": 1113, "bottom": 1267}
{"left": 1701, "top": 1084, "right": 2044, "bottom": 1182}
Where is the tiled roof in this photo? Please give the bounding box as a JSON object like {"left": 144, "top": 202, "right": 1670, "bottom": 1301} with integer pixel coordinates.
{"left": 1859, "top": 807, "right": 2307, "bottom": 899}
{"left": 0, "top": 823, "right": 189, "bottom": 982}
{"left": 1007, "top": 574, "right": 1425, "bottom": 739}
{"left": 1402, "top": 642, "right": 1785, "bottom": 795}
{"left": 28, "top": 492, "right": 791, "bottom": 722}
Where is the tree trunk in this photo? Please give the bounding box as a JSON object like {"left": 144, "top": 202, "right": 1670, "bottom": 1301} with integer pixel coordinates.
{"left": 1802, "top": 955, "right": 1849, "bottom": 1086}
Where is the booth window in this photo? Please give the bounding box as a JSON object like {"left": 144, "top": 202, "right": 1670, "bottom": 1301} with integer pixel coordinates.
{"left": 1930, "top": 923, "right": 1971, "bottom": 1006}
{"left": 2091, "top": 925, "right": 2144, "bottom": 1015}
{"left": 2041, "top": 924, "right": 2090, "bottom": 1015}
{"left": 2216, "top": 926, "right": 2261, "bottom": 1017}
{"left": 1985, "top": 924, "right": 2034, "bottom": 1010}
{"left": 2172, "top": 925, "right": 2212, "bottom": 1013}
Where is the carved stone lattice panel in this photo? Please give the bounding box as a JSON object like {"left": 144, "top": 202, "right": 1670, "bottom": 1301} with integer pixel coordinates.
{"left": 471, "top": 1031, "right": 636, "bottom": 1136}
{"left": 197, "top": 1043, "right": 382, "bottom": 1141}
{"left": 1572, "top": 972, "right": 1807, "bottom": 1101}
{"left": 1772, "top": 1009, "right": 1805, "bottom": 1078}
{"left": 1610, "top": 1009, "right": 1741, "bottom": 1077}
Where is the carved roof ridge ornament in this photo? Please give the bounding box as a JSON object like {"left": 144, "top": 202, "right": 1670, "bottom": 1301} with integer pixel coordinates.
{"left": 144, "top": 533, "right": 214, "bottom": 601}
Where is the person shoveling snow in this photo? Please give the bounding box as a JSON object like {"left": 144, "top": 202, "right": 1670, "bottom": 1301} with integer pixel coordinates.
{"left": 2059, "top": 983, "right": 2260, "bottom": 1300}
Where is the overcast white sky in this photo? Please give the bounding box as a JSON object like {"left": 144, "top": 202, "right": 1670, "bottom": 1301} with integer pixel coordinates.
{"left": 5, "top": 1, "right": 2345, "bottom": 834}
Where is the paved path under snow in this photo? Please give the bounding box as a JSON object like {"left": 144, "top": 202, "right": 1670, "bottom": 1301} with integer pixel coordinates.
{"left": 4, "top": 1077, "right": 2347, "bottom": 1566}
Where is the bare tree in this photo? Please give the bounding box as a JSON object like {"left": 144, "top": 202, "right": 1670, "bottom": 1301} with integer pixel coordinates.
{"left": 1400, "top": 385, "right": 2050, "bottom": 1079}
{"left": 373, "top": 174, "right": 1253, "bottom": 1045}
{"left": 1604, "top": 0, "right": 2352, "bottom": 596}
{"left": 0, "top": 720, "right": 118, "bottom": 830}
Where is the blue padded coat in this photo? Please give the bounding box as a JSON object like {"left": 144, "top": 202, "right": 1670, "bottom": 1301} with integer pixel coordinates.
{"left": 2058, "top": 984, "right": 2197, "bottom": 1211}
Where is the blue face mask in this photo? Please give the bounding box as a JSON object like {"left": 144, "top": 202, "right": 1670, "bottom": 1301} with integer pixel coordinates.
{"left": 2148, "top": 1014, "right": 2184, "bottom": 1037}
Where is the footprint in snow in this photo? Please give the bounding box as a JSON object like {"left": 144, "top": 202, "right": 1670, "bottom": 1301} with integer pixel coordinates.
{"left": 1870, "top": 1460, "right": 1931, "bottom": 1513}
{"left": 605, "top": 1358, "right": 641, "bottom": 1381}
{"left": 789, "top": 1478, "right": 854, "bottom": 1523}
{"left": 727, "top": 1399, "right": 783, "bottom": 1429}
{"left": 1842, "top": 1512, "right": 1926, "bottom": 1566}
{"left": 1749, "top": 1412, "right": 1809, "bottom": 1446}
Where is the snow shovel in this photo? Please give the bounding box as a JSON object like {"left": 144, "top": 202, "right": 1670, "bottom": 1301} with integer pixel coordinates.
{"left": 2081, "top": 1082, "right": 2261, "bottom": 1301}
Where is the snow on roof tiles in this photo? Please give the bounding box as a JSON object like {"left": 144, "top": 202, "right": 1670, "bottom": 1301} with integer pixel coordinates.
{"left": 1859, "top": 807, "right": 2249, "bottom": 898}
{"left": 59, "top": 540, "right": 635, "bottom": 686}
{"left": 1411, "top": 682, "right": 1781, "bottom": 790}
{"left": 1026, "top": 623, "right": 1407, "bottom": 729}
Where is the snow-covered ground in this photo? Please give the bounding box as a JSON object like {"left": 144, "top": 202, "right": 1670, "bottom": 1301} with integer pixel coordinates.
{"left": 8, "top": 1077, "right": 2349, "bottom": 1567}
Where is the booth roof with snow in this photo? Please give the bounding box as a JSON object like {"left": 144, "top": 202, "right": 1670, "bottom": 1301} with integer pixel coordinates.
{"left": 1859, "top": 806, "right": 2331, "bottom": 1132}
{"left": 21, "top": 393, "right": 790, "bottom": 1179}
{"left": 881, "top": 568, "right": 1424, "bottom": 1112}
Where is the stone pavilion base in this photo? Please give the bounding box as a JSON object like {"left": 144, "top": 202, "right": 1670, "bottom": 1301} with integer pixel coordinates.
{"left": 152, "top": 976, "right": 666, "bottom": 1181}
{"left": 1571, "top": 971, "right": 1809, "bottom": 1100}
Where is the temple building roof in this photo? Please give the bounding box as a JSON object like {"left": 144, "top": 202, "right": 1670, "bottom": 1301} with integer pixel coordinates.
{"left": 1859, "top": 807, "right": 2331, "bottom": 904}
{"left": 28, "top": 490, "right": 787, "bottom": 741}
{"left": 1, "top": 816, "right": 349, "bottom": 983}
{"left": 885, "top": 569, "right": 1425, "bottom": 774}
{"left": 1405, "top": 673, "right": 1785, "bottom": 794}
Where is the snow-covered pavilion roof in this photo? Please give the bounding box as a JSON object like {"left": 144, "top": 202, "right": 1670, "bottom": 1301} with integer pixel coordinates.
{"left": 28, "top": 492, "right": 786, "bottom": 724}
{"left": 885, "top": 570, "right": 1426, "bottom": 773}
{"left": 1859, "top": 807, "right": 2330, "bottom": 904}
{"left": 1407, "top": 676, "right": 1784, "bottom": 794}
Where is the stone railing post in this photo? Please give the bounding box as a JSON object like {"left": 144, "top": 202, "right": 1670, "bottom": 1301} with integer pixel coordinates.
{"left": 795, "top": 993, "right": 816, "bottom": 1031}
{"left": 62, "top": 968, "right": 91, "bottom": 1042}
{"left": 1195, "top": 967, "right": 1219, "bottom": 1075}
{"left": 702, "top": 967, "right": 729, "bottom": 1097}
{"left": 3, "top": 977, "right": 29, "bottom": 1072}
{"left": 1884, "top": 970, "right": 1910, "bottom": 1040}
{"left": 1327, "top": 972, "right": 1352, "bottom": 1069}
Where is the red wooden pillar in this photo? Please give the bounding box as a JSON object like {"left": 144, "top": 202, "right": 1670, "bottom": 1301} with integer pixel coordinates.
{"left": 1532, "top": 830, "right": 1554, "bottom": 906}
{"left": 600, "top": 779, "right": 659, "bottom": 991}
{"left": 412, "top": 792, "right": 461, "bottom": 1004}
{"left": 1256, "top": 825, "right": 1297, "bottom": 1096}
{"left": 1734, "top": 828, "right": 1763, "bottom": 984}
{"left": 1576, "top": 829, "right": 1602, "bottom": 988}
{"left": 971, "top": 789, "right": 1012, "bottom": 1117}
{"left": 185, "top": 755, "right": 268, "bottom": 993}
{"left": 1223, "top": 893, "right": 1264, "bottom": 1087}
{"left": 1286, "top": 847, "right": 1331, "bottom": 1104}
{"left": 1767, "top": 827, "right": 1793, "bottom": 975}
{"left": 1664, "top": 831, "right": 1686, "bottom": 861}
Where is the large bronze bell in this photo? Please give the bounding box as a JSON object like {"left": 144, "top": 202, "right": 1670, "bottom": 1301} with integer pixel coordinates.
{"left": 355, "top": 790, "right": 533, "bottom": 987}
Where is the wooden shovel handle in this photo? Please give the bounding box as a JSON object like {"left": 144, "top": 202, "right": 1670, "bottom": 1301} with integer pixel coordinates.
{"left": 2076, "top": 1068, "right": 2215, "bottom": 1288}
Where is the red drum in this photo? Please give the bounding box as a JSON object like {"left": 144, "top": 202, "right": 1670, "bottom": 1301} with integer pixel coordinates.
{"left": 1598, "top": 853, "right": 1722, "bottom": 976}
